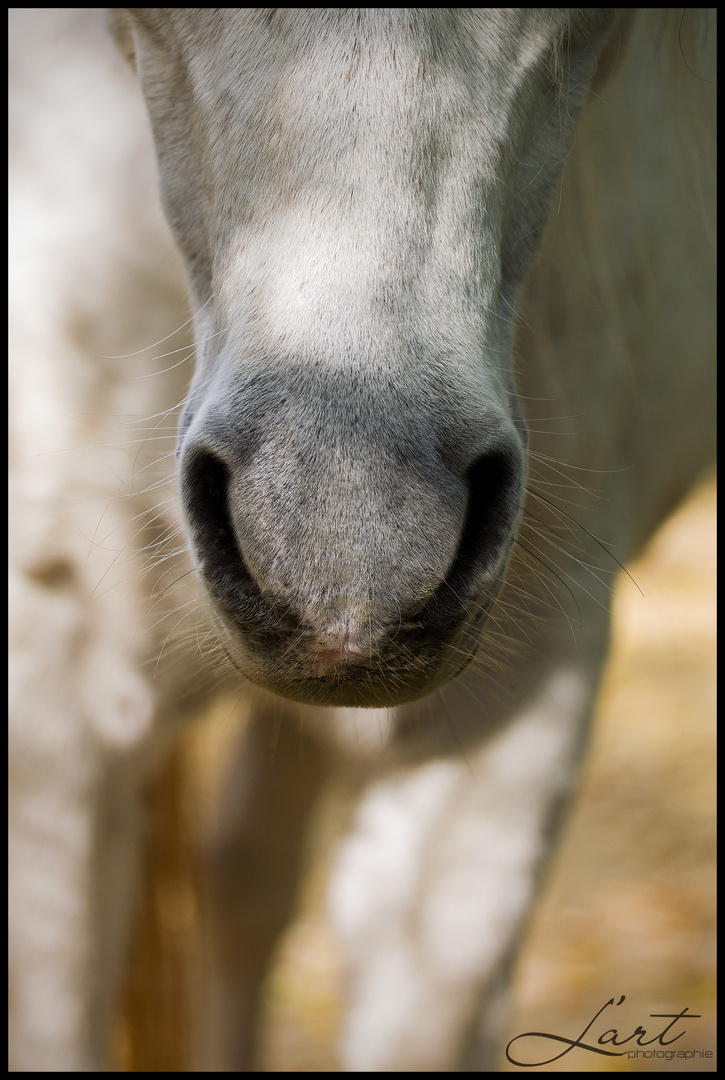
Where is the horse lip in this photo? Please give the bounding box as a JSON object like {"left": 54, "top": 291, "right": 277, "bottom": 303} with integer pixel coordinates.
{"left": 306, "top": 631, "right": 371, "bottom": 677}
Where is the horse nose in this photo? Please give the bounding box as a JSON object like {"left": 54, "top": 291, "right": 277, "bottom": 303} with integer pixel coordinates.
{"left": 178, "top": 437, "right": 457, "bottom": 622}
{"left": 177, "top": 417, "right": 525, "bottom": 706}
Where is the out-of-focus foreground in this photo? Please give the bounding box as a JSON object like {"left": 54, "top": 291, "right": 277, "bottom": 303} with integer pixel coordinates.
{"left": 117, "top": 476, "right": 716, "bottom": 1072}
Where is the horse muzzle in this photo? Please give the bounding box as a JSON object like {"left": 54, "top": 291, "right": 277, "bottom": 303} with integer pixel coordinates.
{"left": 178, "top": 368, "right": 525, "bottom": 707}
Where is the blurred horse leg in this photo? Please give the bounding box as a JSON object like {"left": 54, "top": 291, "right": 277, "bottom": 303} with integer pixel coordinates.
{"left": 196, "top": 698, "right": 331, "bottom": 1070}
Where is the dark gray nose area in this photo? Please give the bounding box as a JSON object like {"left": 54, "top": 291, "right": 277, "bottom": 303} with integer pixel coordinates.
{"left": 178, "top": 415, "right": 524, "bottom": 706}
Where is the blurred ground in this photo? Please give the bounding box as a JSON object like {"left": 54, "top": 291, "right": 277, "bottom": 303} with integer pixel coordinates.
{"left": 119, "top": 476, "right": 715, "bottom": 1072}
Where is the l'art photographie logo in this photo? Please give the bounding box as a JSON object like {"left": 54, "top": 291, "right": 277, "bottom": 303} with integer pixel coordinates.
{"left": 506, "top": 994, "right": 712, "bottom": 1068}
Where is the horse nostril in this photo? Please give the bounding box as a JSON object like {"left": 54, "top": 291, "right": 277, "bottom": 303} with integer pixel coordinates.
{"left": 179, "top": 445, "right": 260, "bottom": 613}
{"left": 181, "top": 447, "right": 231, "bottom": 562}
{"left": 442, "top": 443, "right": 524, "bottom": 607}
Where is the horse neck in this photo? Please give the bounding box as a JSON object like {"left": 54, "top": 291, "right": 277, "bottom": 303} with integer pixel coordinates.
{"left": 516, "top": 8, "right": 715, "bottom": 556}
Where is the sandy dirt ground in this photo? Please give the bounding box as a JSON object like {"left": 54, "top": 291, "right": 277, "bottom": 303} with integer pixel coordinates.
{"left": 118, "top": 476, "right": 715, "bottom": 1072}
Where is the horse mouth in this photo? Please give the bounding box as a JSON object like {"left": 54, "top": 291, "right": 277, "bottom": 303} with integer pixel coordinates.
{"left": 195, "top": 558, "right": 508, "bottom": 708}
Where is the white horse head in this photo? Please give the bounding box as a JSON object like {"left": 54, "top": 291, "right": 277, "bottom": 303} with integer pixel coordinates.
{"left": 112, "top": 10, "right": 620, "bottom": 707}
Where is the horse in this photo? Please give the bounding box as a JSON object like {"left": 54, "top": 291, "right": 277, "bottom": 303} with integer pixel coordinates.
{"left": 9, "top": 7, "right": 715, "bottom": 1071}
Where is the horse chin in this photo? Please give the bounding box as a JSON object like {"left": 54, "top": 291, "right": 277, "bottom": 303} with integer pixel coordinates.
{"left": 222, "top": 651, "right": 460, "bottom": 711}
